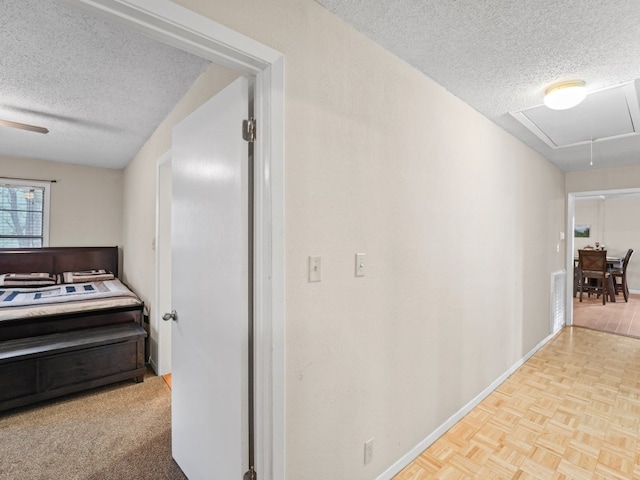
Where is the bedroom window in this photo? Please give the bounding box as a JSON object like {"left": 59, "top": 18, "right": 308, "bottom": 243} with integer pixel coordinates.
{"left": 0, "top": 178, "right": 50, "bottom": 248}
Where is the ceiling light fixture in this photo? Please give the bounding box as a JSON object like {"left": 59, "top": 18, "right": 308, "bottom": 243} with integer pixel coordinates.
{"left": 544, "top": 80, "right": 587, "bottom": 110}
{"left": 0, "top": 119, "right": 49, "bottom": 134}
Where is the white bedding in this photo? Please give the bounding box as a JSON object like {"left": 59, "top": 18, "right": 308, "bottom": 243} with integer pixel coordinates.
{"left": 0, "top": 278, "right": 142, "bottom": 321}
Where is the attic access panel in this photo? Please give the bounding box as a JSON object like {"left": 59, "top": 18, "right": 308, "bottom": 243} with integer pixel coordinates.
{"left": 511, "top": 82, "right": 640, "bottom": 149}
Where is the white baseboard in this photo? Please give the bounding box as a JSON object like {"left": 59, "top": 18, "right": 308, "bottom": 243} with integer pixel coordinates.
{"left": 148, "top": 358, "right": 159, "bottom": 375}
{"left": 376, "top": 329, "right": 561, "bottom": 480}
{"left": 629, "top": 289, "right": 640, "bottom": 295}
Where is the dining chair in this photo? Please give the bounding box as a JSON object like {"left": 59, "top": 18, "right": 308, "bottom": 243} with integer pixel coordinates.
{"left": 610, "top": 248, "right": 634, "bottom": 302}
{"left": 578, "top": 249, "right": 613, "bottom": 305}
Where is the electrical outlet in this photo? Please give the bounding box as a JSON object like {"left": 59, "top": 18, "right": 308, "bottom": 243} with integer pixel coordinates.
{"left": 364, "top": 438, "right": 374, "bottom": 465}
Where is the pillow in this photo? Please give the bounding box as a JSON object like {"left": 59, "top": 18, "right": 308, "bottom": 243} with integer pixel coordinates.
{"left": 62, "top": 269, "right": 115, "bottom": 284}
{"left": 0, "top": 272, "right": 58, "bottom": 287}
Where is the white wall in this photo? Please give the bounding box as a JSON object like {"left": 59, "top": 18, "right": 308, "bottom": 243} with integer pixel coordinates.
{"left": 122, "top": 1, "right": 566, "bottom": 478}
{"left": 1, "top": 156, "right": 123, "bottom": 248}
{"left": 566, "top": 164, "right": 640, "bottom": 192}
{"left": 574, "top": 199, "right": 602, "bottom": 250}
{"left": 604, "top": 197, "right": 640, "bottom": 290}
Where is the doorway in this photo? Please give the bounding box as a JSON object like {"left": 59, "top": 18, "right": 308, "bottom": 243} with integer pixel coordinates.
{"left": 566, "top": 188, "right": 640, "bottom": 331}
{"left": 67, "top": 1, "right": 285, "bottom": 479}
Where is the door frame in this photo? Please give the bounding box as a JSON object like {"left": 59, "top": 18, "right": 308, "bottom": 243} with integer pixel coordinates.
{"left": 154, "top": 150, "right": 172, "bottom": 376}
{"left": 65, "top": 1, "right": 285, "bottom": 479}
{"left": 566, "top": 187, "right": 640, "bottom": 327}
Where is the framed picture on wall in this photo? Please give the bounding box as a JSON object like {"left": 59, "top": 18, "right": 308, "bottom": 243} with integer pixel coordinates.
{"left": 574, "top": 224, "right": 590, "bottom": 238}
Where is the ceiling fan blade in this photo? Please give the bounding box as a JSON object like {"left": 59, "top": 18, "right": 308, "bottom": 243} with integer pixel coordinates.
{"left": 0, "top": 119, "right": 49, "bottom": 134}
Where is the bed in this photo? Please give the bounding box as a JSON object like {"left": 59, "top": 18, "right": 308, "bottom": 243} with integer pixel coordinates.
{"left": 0, "top": 246, "right": 146, "bottom": 412}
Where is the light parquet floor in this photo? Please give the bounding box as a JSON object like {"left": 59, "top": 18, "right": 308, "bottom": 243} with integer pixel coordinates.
{"left": 393, "top": 327, "right": 640, "bottom": 479}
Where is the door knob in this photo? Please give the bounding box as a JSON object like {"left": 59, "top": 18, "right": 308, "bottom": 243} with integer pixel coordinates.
{"left": 162, "top": 310, "right": 178, "bottom": 321}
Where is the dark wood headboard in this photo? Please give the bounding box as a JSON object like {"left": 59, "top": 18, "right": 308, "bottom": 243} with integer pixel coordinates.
{"left": 0, "top": 247, "right": 119, "bottom": 277}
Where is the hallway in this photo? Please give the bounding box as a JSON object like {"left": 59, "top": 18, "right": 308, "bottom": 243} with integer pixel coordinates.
{"left": 394, "top": 326, "right": 640, "bottom": 479}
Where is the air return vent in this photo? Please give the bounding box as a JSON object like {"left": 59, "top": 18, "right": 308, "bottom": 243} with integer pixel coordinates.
{"left": 550, "top": 270, "right": 567, "bottom": 334}
{"left": 511, "top": 81, "right": 640, "bottom": 149}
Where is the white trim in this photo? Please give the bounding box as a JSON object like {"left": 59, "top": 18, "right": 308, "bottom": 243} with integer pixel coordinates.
{"left": 147, "top": 352, "right": 157, "bottom": 372}
{"left": 377, "top": 329, "right": 561, "bottom": 480}
{"left": 566, "top": 187, "right": 640, "bottom": 326}
{"left": 153, "top": 150, "right": 171, "bottom": 375}
{"left": 42, "top": 183, "right": 51, "bottom": 248}
{"left": 63, "top": 2, "right": 286, "bottom": 479}
{"left": 252, "top": 57, "right": 287, "bottom": 479}
{"left": 566, "top": 193, "right": 576, "bottom": 326}
{"left": 59, "top": 0, "right": 281, "bottom": 72}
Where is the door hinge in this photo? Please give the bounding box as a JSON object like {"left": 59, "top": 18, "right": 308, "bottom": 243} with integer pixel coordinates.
{"left": 243, "top": 118, "right": 256, "bottom": 142}
{"left": 243, "top": 466, "right": 257, "bottom": 480}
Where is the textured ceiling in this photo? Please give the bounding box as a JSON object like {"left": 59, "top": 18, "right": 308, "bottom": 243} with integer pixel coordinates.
{"left": 314, "top": 0, "right": 640, "bottom": 171}
{"left": 3, "top": 1, "right": 639, "bottom": 172}
{"left": 0, "top": 0, "right": 210, "bottom": 169}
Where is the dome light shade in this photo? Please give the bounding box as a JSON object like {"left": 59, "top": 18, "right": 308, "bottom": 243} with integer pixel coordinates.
{"left": 544, "top": 80, "right": 587, "bottom": 110}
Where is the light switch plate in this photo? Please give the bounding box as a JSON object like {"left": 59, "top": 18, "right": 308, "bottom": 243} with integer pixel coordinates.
{"left": 309, "top": 256, "right": 321, "bottom": 282}
{"left": 356, "top": 253, "right": 366, "bottom": 277}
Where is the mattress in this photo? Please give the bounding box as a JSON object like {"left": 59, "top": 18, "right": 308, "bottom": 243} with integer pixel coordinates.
{"left": 0, "top": 278, "right": 142, "bottom": 321}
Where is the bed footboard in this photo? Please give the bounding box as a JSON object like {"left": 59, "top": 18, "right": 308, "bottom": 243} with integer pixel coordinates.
{"left": 0, "top": 322, "right": 147, "bottom": 412}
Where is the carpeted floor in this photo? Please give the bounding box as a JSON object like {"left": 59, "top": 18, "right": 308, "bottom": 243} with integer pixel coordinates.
{"left": 0, "top": 370, "right": 186, "bottom": 480}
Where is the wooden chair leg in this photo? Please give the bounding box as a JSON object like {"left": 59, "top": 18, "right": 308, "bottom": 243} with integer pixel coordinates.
{"left": 579, "top": 278, "right": 584, "bottom": 302}
{"left": 607, "top": 276, "right": 616, "bottom": 303}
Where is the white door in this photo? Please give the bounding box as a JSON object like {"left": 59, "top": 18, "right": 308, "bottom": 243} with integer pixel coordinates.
{"left": 170, "top": 77, "right": 250, "bottom": 479}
